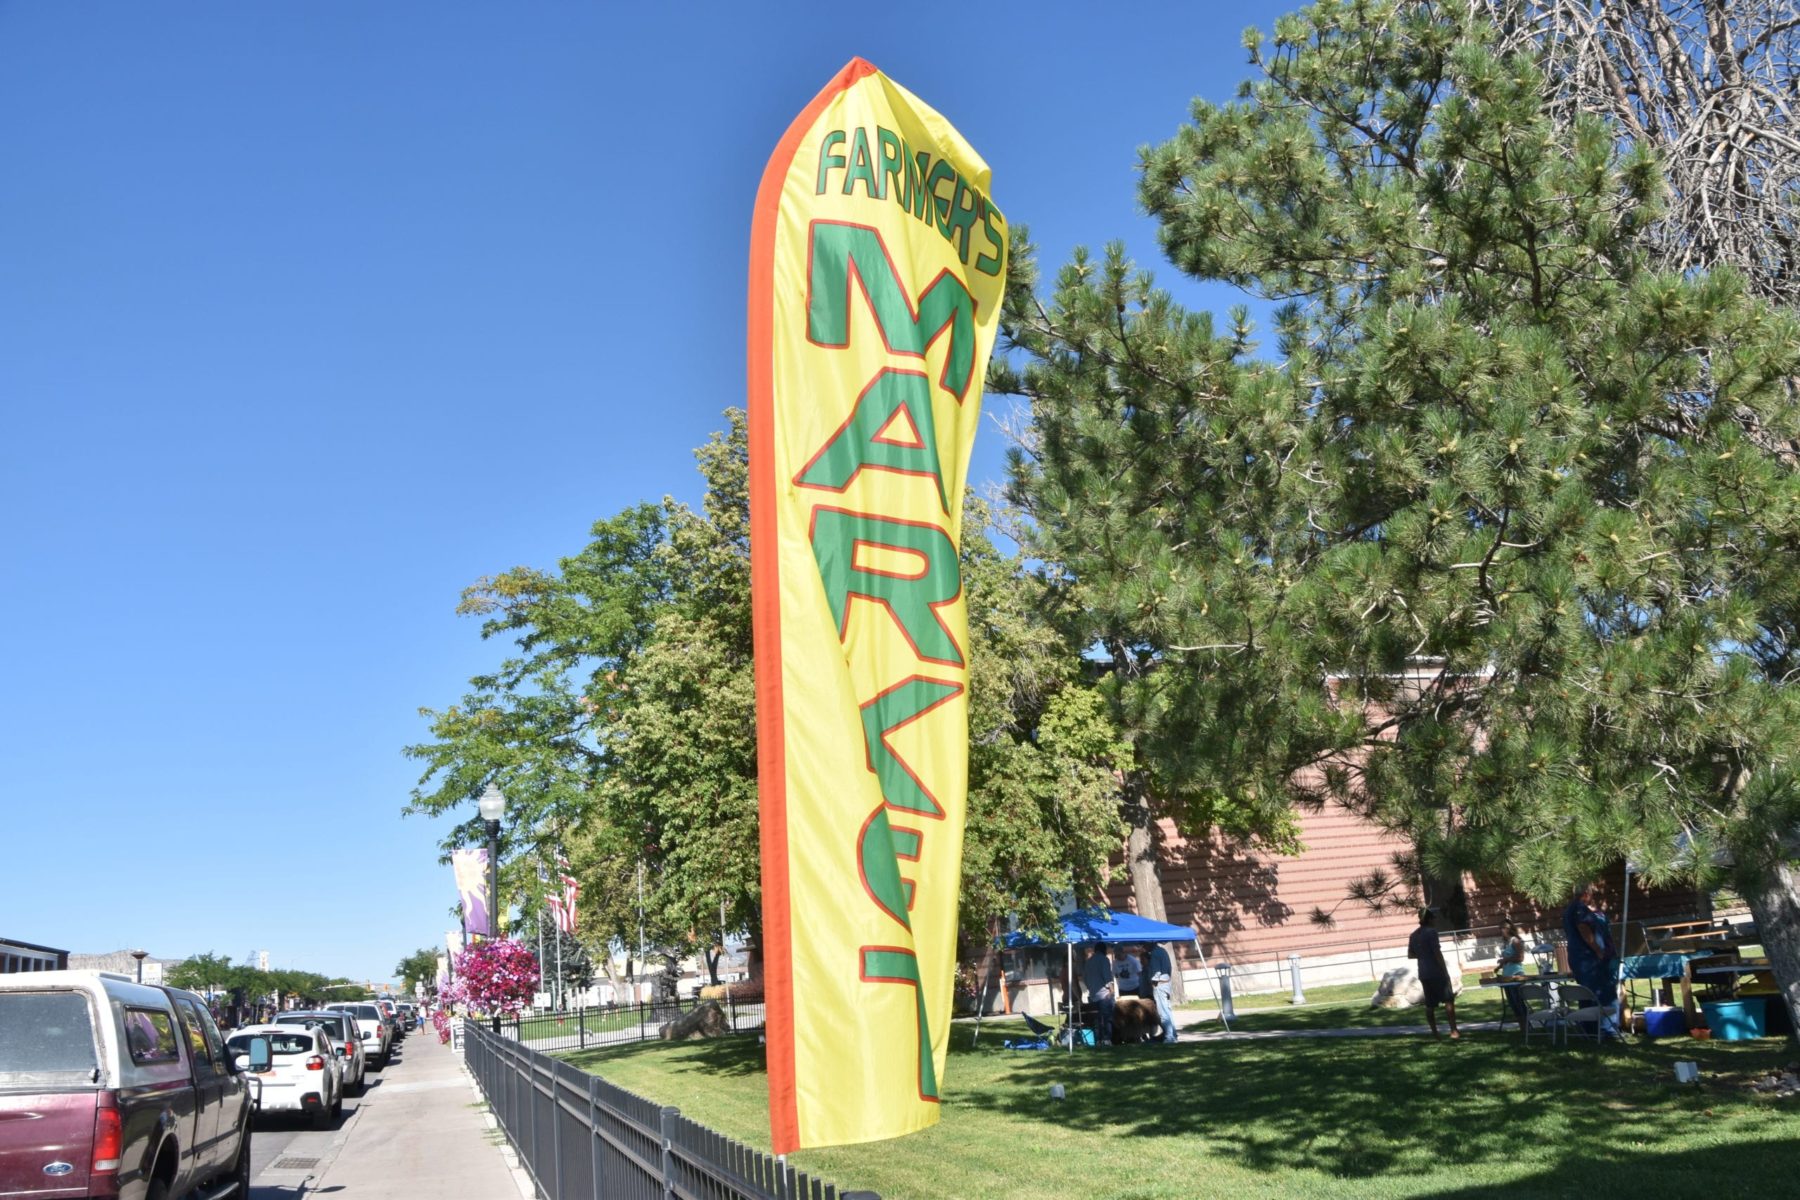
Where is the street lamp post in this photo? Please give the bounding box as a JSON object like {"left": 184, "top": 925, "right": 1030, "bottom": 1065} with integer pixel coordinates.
{"left": 477, "top": 784, "right": 506, "bottom": 1033}
{"left": 129, "top": 949, "right": 148, "bottom": 984}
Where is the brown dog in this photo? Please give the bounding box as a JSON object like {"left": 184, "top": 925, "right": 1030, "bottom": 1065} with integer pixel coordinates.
{"left": 1113, "top": 995, "right": 1158, "bottom": 1043}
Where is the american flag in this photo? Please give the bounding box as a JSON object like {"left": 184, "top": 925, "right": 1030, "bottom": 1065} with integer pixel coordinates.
{"left": 553, "top": 851, "right": 580, "bottom": 934}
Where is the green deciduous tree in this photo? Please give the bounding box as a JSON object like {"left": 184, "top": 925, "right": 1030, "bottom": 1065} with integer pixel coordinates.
{"left": 408, "top": 411, "right": 1121, "bottom": 982}
{"left": 1001, "top": 0, "right": 1800, "bottom": 1028}
{"left": 165, "top": 954, "right": 351, "bottom": 1008}
{"left": 394, "top": 947, "right": 441, "bottom": 996}
{"left": 165, "top": 952, "right": 236, "bottom": 998}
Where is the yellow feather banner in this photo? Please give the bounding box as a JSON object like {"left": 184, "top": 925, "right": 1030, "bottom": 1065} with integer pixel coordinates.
{"left": 748, "top": 58, "right": 1006, "bottom": 1153}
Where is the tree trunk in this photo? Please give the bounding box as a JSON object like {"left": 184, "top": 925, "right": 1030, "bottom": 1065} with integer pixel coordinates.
{"left": 1740, "top": 859, "right": 1800, "bottom": 1040}
{"left": 1122, "top": 771, "right": 1184, "bottom": 1003}
{"left": 596, "top": 955, "right": 627, "bottom": 1005}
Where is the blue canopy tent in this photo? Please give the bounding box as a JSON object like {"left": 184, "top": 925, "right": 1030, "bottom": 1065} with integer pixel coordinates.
{"left": 993, "top": 909, "right": 1205, "bottom": 1050}
{"left": 1003, "top": 907, "right": 1199, "bottom": 949}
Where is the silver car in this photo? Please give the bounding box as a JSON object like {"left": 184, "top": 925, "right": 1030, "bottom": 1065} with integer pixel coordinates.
{"left": 322, "top": 1002, "right": 391, "bottom": 1070}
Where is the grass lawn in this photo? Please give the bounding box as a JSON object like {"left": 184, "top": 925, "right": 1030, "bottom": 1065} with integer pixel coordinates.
{"left": 559, "top": 1022, "right": 1800, "bottom": 1200}
{"left": 516, "top": 1009, "right": 646, "bottom": 1041}
{"left": 1218, "top": 972, "right": 1497, "bottom": 1033}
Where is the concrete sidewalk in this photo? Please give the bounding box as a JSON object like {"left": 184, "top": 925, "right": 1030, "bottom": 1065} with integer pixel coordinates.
{"left": 310, "top": 1034, "right": 529, "bottom": 1199}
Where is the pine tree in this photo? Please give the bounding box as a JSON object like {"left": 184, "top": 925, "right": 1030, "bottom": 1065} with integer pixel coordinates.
{"left": 1001, "top": 0, "right": 1800, "bottom": 1028}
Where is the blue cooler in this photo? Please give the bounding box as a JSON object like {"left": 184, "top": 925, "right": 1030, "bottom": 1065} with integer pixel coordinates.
{"left": 1700, "top": 997, "right": 1767, "bottom": 1040}
{"left": 1643, "top": 1007, "right": 1686, "bottom": 1039}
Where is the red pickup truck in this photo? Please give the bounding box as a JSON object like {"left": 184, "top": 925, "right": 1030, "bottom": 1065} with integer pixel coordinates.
{"left": 0, "top": 970, "right": 258, "bottom": 1199}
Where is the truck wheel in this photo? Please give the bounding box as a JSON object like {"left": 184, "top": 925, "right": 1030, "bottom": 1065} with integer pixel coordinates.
{"left": 145, "top": 1180, "right": 170, "bottom": 1200}
{"left": 331, "top": 1089, "right": 344, "bottom": 1119}
{"left": 310, "top": 1102, "right": 331, "bottom": 1131}
{"left": 230, "top": 1124, "right": 253, "bottom": 1192}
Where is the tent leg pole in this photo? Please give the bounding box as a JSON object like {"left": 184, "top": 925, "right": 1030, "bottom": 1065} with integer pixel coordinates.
{"left": 1067, "top": 943, "right": 1074, "bottom": 1054}
{"left": 972, "top": 962, "right": 990, "bottom": 1048}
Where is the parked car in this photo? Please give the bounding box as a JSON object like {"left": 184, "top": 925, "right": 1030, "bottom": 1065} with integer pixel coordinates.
{"left": 273, "top": 1010, "right": 367, "bottom": 1096}
{"left": 323, "top": 1002, "right": 391, "bottom": 1069}
{"left": 374, "top": 998, "right": 404, "bottom": 1040}
{"left": 225, "top": 1024, "right": 342, "bottom": 1130}
{"left": 0, "top": 969, "right": 257, "bottom": 1200}
{"left": 396, "top": 1002, "right": 419, "bottom": 1030}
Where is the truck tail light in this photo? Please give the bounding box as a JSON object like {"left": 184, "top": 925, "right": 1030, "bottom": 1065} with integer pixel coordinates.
{"left": 305, "top": 1055, "right": 326, "bottom": 1071}
{"left": 92, "top": 1103, "right": 124, "bottom": 1173}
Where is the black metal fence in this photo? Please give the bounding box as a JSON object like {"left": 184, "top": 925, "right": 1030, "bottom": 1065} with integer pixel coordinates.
{"left": 496, "top": 996, "right": 768, "bottom": 1054}
{"left": 463, "top": 1019, "right": 871, "bottom": 1200}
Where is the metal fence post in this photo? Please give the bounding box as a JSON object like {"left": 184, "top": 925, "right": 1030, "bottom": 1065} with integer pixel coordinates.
{"left": 1288, "top": 953, "right": 1306, "bottom": 1005}
{"left": 659, "top": 1105, "right": 679, "bottom": 1199}
{"left": 550, "top": 1056, "right": 562, "bottom": 1200}
{"left": 579, "top": 1002, "right": 586, "bottom": 1051}
{"left": 588, "top": 1077, "right": 602, "bottom": 1199}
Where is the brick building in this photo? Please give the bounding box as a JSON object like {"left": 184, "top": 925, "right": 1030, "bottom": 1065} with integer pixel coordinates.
{"left": 992, "top": 807, "right": 1712, "bottom": 1015}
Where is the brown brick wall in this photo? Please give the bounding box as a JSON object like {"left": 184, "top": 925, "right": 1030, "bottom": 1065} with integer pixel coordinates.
{"left": 1103, "top": 810, "right": 1708, "bottom": 971}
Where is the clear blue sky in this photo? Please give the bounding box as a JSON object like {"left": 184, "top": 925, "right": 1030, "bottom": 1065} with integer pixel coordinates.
{"left": 0, "top": 1, "right": 1288, "bottom": 986}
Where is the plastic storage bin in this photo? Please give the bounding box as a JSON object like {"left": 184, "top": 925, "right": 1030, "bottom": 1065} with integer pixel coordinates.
{"left": 1700, "top": 997, "right": 1767, "bottom": 1041}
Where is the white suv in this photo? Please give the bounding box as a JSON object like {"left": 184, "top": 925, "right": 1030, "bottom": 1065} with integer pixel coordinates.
{"left": 227, "top": 1024, "right": 342, "bottom": 1129}
{"left": 274, "top": 1010, "right": 367, "bottom": 1096}
{"left": 324, "top": 1002, "right": 391, "bottom": 1069}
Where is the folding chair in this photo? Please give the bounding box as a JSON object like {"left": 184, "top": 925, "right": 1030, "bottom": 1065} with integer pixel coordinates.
{"left": 1515, "top": 981, "right": 1562, "bottom": 1047}
{"left": 1556, "top": 982, "right": 1610, "bottom": 1046}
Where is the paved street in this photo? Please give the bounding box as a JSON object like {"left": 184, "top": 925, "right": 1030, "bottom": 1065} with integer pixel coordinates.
{"left": 244, "top": 1037, "right": 401, "bottom": 1188}
{"left": 246, "top": 1032, "right": 524, "bottom": 1200}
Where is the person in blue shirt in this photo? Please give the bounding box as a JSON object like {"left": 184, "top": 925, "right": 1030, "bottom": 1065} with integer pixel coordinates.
{"left": 1563, "top": 882, "right": 1619, "bottom": 1034}
{"left": 1495, "top": 920, "right": 1531, "bottom": 1026}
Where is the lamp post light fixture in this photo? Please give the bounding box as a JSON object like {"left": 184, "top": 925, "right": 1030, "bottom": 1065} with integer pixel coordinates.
{"left": 477, "top": 783, "right": 506, "bottom": 1033}
{"left": 129, "top": 949, "right": 148, "bottom": 984}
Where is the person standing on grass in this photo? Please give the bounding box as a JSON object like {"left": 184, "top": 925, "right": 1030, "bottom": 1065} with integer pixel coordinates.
{"left": 1496, "top": 920, "right": 1530, "bottom": 1026}
{"left": 1408, "top": 908, "right": 1459, "bottom": 1039}
{"left": 1563, "top": 881, "right": 1620, "bottom": 1036}
{"left": 1081, "top": 944, "right": 1115, "bottom": 1047}
{"left": 1145, "top": 941, "right": 1178, "bottom": 1043}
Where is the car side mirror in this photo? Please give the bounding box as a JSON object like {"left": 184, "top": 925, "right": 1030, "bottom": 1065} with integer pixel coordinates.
{"left": 246, "top": 1037, "right": 272, "bottom": 1073}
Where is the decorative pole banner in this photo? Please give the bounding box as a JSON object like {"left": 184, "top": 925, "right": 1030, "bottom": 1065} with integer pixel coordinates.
{"left": 452, "top": 848, "right": 491, "bottom": 938}
{"left": 749, "top": 57, "right": 1006, "bottom": 1152}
